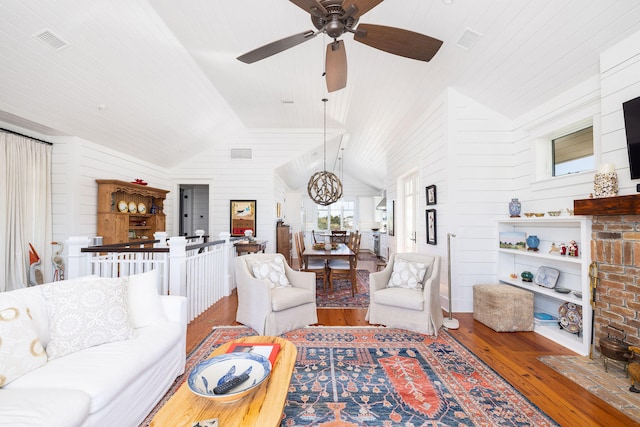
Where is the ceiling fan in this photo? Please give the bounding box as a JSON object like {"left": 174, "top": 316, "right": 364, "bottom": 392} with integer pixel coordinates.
{"left": 237, "top": 0, "right": 443, "bottom": 92}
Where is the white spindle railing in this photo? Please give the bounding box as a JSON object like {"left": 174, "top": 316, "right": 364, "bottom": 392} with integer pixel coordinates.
{"left": 66, "top": 232, "right": 236, "bottom": 323}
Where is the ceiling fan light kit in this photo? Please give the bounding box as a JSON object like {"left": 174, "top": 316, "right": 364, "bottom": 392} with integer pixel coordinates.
{"left": 237, "top": 0, "right": 443, "bottom": 92}
{"left": 307, "top": 98, "right": 343, "bottom": 206}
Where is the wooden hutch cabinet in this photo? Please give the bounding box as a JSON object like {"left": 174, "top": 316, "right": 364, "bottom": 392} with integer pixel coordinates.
{"left": 276, "top": 223, "right": 292, "bottom": 265}
{"left": 96, "top": 179, "right": 169, "bottom": 244}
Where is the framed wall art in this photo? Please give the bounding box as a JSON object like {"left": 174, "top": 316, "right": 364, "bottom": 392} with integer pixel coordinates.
{"left": 230, "top": 200, "right": 256, "bottom": 237}
{"left": 426, "top": 184, "right": 437, "bottom": 205}
{"left": 426, "top": 209, "right": 437, "bottom": 245}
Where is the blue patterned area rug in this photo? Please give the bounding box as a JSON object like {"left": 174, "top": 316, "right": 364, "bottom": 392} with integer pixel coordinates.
{"left": 316, "top": 269, "right": 369, "bottom": 309}
{"left": 142, "top": 326, "right": 558, "bottom": 426}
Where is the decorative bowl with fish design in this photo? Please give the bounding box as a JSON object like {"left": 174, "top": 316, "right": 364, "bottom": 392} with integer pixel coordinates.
{"left": 187, "top": 352, "right": 271, "bottom": 403}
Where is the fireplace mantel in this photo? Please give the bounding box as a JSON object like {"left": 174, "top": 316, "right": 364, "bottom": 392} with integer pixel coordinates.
{"left": 574, "top": 194, "right": 640, "bottom": 215}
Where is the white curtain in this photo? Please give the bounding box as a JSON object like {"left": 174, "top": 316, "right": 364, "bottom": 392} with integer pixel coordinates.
{"left": 1, "top": 131, "right": 52, "bottom": 292}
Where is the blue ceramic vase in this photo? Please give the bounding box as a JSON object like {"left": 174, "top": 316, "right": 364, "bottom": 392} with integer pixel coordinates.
{"left": 526, "top": 235, "right": 540, "bottom": 251}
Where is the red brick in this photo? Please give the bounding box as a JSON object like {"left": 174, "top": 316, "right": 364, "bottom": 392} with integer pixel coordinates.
{"left": 592, "top": 223, "right": 605, "bottom": 231}
{"left": 608, "top": 223, "right": 635, "bottom": 231}
{"left": 599, "top": 295, "right": 624, "bottom": 307}
{"left": 610, "top": 305, "right": 635, "bottom": 318}
{"left": 598, "top": 264, "right": 625, "bottom": 274}
{"left": 635, "top": 242, "right": 640, "bottom": 266}
{"left": 609, "top": 321, "right": 637, "bottom": 337}
{"left": 628, "top": 318, "right": 640, "bottom": 329}
{"left": 623, "top": 241, "right": 634, "bottom": 266}
{"left": 627, "top": 335, "right": 640, "bottom": 346}
{"left": 613, "top": 241, "right": 622, "bottom": 264}
{"left": 605, "top": 273, "right": 632, "bottom": 284}
{"left": 600, "top": 310, "right": 625, "bottom": 323}
{"left": 623, "top": 214, "right": 640, "bottom": 223}
{"left": 599, "top": 279, "right": 625, "bottom": 290}
{"left": 623, "top": 232, "right": 640, "bottom": 240}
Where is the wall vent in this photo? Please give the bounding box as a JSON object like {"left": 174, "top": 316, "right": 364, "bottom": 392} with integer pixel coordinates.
{"left": 230, "top": 148, "right": 252, "bottom": 159}
{"left": 456, "top": 28, "right": 482, "bottom": 50}
{"left": 33, "top": 29, "right": 69, "bottom": 51}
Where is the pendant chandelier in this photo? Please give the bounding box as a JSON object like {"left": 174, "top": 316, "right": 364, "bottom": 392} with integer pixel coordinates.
{"left": 307, "top": 98, "right": 343, "bottom": 206}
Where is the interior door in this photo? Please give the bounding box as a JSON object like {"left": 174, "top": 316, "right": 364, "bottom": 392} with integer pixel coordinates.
{"left": 403, "top": 173, "right": 418, "bottom": 252}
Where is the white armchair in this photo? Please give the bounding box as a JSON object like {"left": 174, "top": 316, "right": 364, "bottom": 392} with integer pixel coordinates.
{"left": 365, "top": 253, "right": 443, "bottom": 336}
{"left": 235, "top": 253, "right": 318, "bottom": 335}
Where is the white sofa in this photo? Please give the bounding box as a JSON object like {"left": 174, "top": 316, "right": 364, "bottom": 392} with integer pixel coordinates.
{"left": 0, "top": 271, "right": 187, "bottom": 427}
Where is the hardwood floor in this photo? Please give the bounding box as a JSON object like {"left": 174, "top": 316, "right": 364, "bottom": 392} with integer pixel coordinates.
{"left": 186, "top": 260, "right": 635, "bottom": 427}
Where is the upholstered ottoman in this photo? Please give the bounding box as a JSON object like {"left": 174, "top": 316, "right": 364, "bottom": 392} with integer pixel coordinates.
{"left": 473, "top": 284, "right": 534, "bottom": 332}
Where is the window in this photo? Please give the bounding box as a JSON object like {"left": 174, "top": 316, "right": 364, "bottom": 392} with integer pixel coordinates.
{"left": 552, "top": 126, "right": 594, "bottom": 176}
{"left": 316, "top": 200, "right": 355, "bottom": 231}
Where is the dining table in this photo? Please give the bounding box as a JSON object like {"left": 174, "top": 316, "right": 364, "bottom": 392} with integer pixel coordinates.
{"left": 302, "top": 243, "right": 356, "bottom": 293}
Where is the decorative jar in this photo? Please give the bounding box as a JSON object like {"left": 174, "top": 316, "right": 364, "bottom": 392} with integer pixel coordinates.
{"left": 521, "top": 271, "right": 533, "bottom": 282}
{"left": 509, "top": 198, "right": 521, "bottom": 217}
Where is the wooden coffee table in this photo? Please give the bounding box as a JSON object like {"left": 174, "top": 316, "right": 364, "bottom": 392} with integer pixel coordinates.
{"left": 150, "top": 336, "right": 296, "bottom": 427}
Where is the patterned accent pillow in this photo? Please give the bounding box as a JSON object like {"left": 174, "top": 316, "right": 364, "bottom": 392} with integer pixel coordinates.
{"left": 386, "top": 259, "right": 428, "bottom": 290}
{"left": 0, "top": 296, "right": 47, "bottom": 387}
{"left": 42, "top": 277, "right": 135, "bottom": 360}
{"left": 250, "top": 257, "right": 291, "bottom": 289}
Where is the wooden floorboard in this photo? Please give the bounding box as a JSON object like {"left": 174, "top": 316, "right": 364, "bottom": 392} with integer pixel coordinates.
{"left": 185, "top": 262, "right": 635, "bottom": 427}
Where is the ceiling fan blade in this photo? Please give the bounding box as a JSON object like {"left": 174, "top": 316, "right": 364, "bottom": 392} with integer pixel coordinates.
{"left": 289, "top": 0, "right": 327, "bottom": 17}
{"left": 354, "top": 23, "right": 443, "bottom": 61}
{"left": 237, "top": 30, "right": 317, "bottom": 64}
{"left": 342, "top": 0, "right": 383, "bottom": 19}
{"left": 326, "top": 40, "right": 347, "bottom": 92}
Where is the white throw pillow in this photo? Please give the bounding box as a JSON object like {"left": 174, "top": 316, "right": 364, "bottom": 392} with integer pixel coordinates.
{"left": 0, "top": 296, "right": 47, "bottom": 387}
{"left": 251, "top": 257, "right": 291, "bottom": 288}
{"left": 127, "top": 270, "right": 166, "bottom": 328}
{"left": 387, "top": 259, "right": 428, "bottom": 290}
{"left": 43, "top": 277, "right": 135, "bottom": 360}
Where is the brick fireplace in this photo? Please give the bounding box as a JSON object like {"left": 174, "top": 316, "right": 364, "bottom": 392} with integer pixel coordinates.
{"left": 575, "top": 194, "right": 640, "bottom": 349}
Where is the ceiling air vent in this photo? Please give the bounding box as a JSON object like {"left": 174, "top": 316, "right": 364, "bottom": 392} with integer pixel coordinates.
{"left": 456, "top": 28, "right": 482, "bottom": 51}
{"left": 230, "top": 148, "right": 252, "bottom": 160}
{"left": 33, "top": 29, "right": 69, "bottom": 51}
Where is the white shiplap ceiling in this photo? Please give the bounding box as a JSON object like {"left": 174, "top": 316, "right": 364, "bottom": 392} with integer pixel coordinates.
{"left": 1, "top": 0, "right": 640, "bottom": 191}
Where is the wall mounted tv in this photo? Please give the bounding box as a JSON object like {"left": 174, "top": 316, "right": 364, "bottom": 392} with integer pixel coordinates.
{"left": 624, "top": 95, "right": 640, "bottom": 179}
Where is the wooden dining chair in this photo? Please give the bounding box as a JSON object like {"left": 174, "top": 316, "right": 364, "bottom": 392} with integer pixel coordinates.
{"left": 295, "top": 231, "right": 328, "bottom": 291}
{"left": 330, "top": 230, "right": 348, "bottom": 244}
{"left": 328, "top": 232, "right": 361, "bottom": 296}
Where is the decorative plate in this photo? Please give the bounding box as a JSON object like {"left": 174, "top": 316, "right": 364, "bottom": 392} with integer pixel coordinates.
{"left": 128, "top": 201, "right": 137, "bottom": 213}
{"left": 187, "top": 352, "right": 271, "bottom": 403}
{"left": 137, "top": 202, "right": 146, "bottom": 214}
{"left": 558, "top": 302, "right": 582, "bottom": 334}
{"left": 118, "top": 200, "right": 128, "bottom": 213}
{"left": 534, "top": 266, "right": 560, "bottom": 288}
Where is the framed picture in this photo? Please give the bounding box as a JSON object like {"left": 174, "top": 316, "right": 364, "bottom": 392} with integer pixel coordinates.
{"left": 426, "top": 185, "right": 437, "bottom": 205}
{"left": 388, "top": 200, "right": 395, "bottom": 236}
{"left": 426, "top": 209, "right": 437, "bottom": 245}
{"left": 230, "top": 200, "right": 256, "bottom": 237}
{"left": 499, "top": 231, "right": 526, "bottom": 250}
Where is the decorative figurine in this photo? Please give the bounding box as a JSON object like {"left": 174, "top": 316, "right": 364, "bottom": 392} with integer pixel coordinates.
{"left": 568, "top": 240, "right": 579, "bottom": 257}
{"left": 560, "top": 243, "right": 567, "bottom": 256}
{"left": 549, "top": 243, "right": 560, "bottom": 254}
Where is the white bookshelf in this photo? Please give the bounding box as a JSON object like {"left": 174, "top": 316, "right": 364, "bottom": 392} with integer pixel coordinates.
{"left": 497, "top": 217, "right": 592, "bottom": 355}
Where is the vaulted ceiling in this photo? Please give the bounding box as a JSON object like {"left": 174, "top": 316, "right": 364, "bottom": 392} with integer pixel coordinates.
{"left": 1, "top": 0, "right": 640, "bottom": 191}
